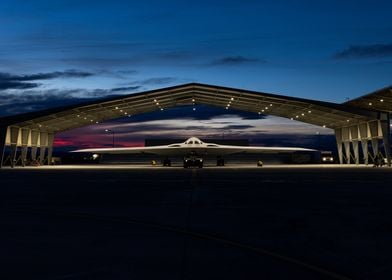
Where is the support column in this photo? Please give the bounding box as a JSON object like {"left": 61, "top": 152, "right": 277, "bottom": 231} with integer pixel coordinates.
{"left": 20, "top": 128, "right": 30, "bottom": 167}
{"left": 39, "top": 132, "right": 48, "bottom": 165}
{"left": 10, "top": 127, "right": 20, "bottom": 168}
{"left": 342, "top": 127, "right": 351, "bottom": 164}
{"left": 359, "top": 123, "right": 369, "bottom": 165}
{"left": 352, "top": 140, "right": 359, "bottom": 165}
{"left": 47, "top": 133, "right": 54, "bottom": 165}
{"left": 380, "top": 120, "right": 391, "bottom": 167}
{"left": 350, "top": 125, "right": 360, "bottom": 165}
{"left": 371, "top": 138, "right": 379, "bottom": 159}
{"left": 30, "top": 130, "right": 39, "bottom": 161}
{"left": 361, "top": 139, "right": 369, "bottom": 165}
{"left": 335, "top": 128, "right": 343, "bottom": 164}
{"left": 344, "top": 141, "right": 351, "bottom": 164}
{"left": 0, "top": 126, "right": 7, "bottom": 168}
{"left": 369, "top": 121, "right": 380, "bottom": 159}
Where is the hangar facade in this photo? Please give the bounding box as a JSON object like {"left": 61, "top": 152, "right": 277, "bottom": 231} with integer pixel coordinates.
{"left": 0, "top": 83, "right": 390, "bottom": 167}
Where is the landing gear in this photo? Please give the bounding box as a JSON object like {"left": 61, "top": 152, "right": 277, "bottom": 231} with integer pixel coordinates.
{"left": 163, "top": 158, "right": 171, "bottom": 167}
{"left": 183, "top": 153, "right": 203, "bottom": 168}
{"left": 216, "top": 157, "right": 225, "bottom": 166}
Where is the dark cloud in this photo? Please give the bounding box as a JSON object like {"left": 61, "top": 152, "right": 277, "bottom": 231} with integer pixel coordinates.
{"left": 210, "top": 56, "right": 262, "bottom": 66}
{"left": 223, "top": 125, "right": 254, "bottom": 130}
{"left": 0, "top": 90, "right": 101, "bottom": 116}
{"left": 0, "top": 81, "right": 40, "bottom": 90}
{"left": 333, "top": 44, "right": 392, "bottom": 59}
{"left": 110, "top": 86, "right": 142, "bottom": 92}
{"left": 127, "top": 77, "right": 177, "bottom": 86}
{"left": 0, "top": 85, "right": 138, "bottom": 116}
{"left": 0, "top": 70, "right": 95, "bottom": 90}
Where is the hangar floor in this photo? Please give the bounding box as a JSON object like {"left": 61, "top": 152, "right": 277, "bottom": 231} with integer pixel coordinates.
{"left": 1, "top": 165, "right": 391, "bottom": 279}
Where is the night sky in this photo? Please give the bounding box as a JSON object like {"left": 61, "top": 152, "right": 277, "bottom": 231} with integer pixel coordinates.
{"left": 0, "top": 0, "right": 391, "bottom": 148}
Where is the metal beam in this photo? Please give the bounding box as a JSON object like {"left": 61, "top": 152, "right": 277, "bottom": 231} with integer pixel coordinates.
{"left": 344, "top": 142, "right": 351, "bottom": 164}
{"left": 39, "top": 132, "right": 48, "bottom": 165}
{"left": 380, "top": 119, "right": 391, "bottom": 166}
{"left": 0, "top": 126, "right": 7, "bottom": 168}
{"left": 9, "top": 126, "right": 20, "bottom": 168}
{"left": 352, "top": 140, "right": 359, "bottom": 165}
{"left": 360, "top": 139, "right": 369, "bottom": 165}
{"left": 47, "top": 133, "right": 55, "bottom": 165}
{"left": 21, "top": 128, "right": 30, "bottom": 167}
{"left": 335, "top": 128, "right": 344, "bottom": 164}
{"left": 30, "top": 130, "right": 39, "bottom": 161}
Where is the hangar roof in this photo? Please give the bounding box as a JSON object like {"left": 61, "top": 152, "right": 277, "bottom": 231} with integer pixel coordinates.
{"left": 0, "top": 83, "right": 381, "bottom": 133}
{"left": 345, "top": 85, "right": 392, "bottom": 113}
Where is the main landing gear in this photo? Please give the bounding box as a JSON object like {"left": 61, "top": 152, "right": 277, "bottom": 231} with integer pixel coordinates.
{"left": 216, "top": 156, "right": 225, "bottom": 166}
{"left": 163, "top": 157, "right": 171, "bottom": 166}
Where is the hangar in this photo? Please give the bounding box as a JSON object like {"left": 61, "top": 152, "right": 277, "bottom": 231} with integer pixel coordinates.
{"left": 0, "top": 83, "right": 390, "bottom": 167}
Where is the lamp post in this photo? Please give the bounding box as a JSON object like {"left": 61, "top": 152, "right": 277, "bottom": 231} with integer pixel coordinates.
{"left": 105, "top": 129, "right": 115, "bottom": 147}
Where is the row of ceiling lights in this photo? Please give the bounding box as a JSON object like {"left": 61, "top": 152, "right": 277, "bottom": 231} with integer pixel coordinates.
{"left": 225, "top": 97, "right": 235, "bottom": 110}
{"left": 257, "top": 103, "right": 273, "bottom": 114}
{"left": 73, "top": 104, "right": 134, "bottom": 126}
{"left": 288, "top": 110, "right": 329, "bottom": 128}
{"left": 153, "top": 99, "right": 164, "bottom": 111}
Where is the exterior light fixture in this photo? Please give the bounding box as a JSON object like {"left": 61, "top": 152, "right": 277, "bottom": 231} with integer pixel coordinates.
{"left": 290, "top": 117, "right": 294, "bottom": 120}
{"left": 270, "top": 104, "right": 273, "bottom": 107}
{"left": 258, "top": 112, "right": 261, "bottom": 115}
{"left": 308, "top": 110, "right": 312, "bottom": 113}
{"left": 84, "top": 117, "right": 87, "bottom": 120}
{"left": 124, "top": 112, "right": 127, "bottom": 115}
{"left": 301, "top": 113, "right": 305, "bottom": 116}
{"left": 95, "top": 121, "right": 99, "bottom": 124}
{"left": 369, "top": 102, "right": 372, "bottom": 106}
{"left": 225, "top": 107, "right": 228, "bottom": 110}
{"left": 296, "top": 115, "right": 299, "bottom": 118}
{"left": 323, "top": 125, "right": 326, "bottom": 128}
{"left": 231, "top": 97, "right": 234, "bottom": 101}
{"left": 347, "top": 119, "right": 350, "bottom": 122}
{"left": 128, "top": 115, "right": 131, "bottom": 117}
{"left": 156, "top": 102, "right": 159, "bottom": 105}
{"left": 115, "top": 106, "right": 119, "bottom": 110}
{"left": 77, "top": 115, "right": 80, "bottom": 117}
{"left": 380, "top": 99, "right": 384, "bottom": 102}
{"left": 261, "top": 109, "right": 264, "bottom": 112}
{"left": 120, "top": 110, "right": 123, "bottom": 112}
{"left": 160, "top": 108, "right": 164, "bottom": 111}
{"left": 192, "top": 99, "right": 195, "bottom": 102}
{"left": 265, "top": 107, "right": 268, "bottom": 109}
{"left": 193, "top": 107, "right": 196, "bottom": 111}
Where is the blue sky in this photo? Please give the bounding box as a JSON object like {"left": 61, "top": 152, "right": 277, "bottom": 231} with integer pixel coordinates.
{"left": 0, "top": 0, "right": 391, "bottom": 147}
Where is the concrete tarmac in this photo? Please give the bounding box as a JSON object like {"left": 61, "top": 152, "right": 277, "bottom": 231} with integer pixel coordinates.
{"left": 1, "top": 165, "right": 392, "bottom": 279}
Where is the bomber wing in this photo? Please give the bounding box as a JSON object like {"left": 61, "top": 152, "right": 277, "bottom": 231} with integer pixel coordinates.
{"left": 72, "top": 143, "right": 315, "bottom": 157}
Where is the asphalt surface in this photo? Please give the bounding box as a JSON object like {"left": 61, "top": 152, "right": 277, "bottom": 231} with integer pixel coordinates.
{"left": 1, "top": 165, "right": 392, "bottom": 279}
